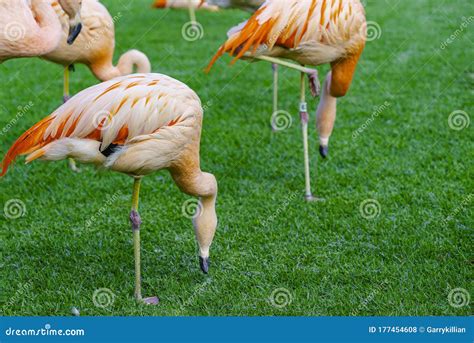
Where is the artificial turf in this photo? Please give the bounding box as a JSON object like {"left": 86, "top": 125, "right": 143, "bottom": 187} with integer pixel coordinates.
{"left": 0, "top": 0, "right": 472, "bottom": 316}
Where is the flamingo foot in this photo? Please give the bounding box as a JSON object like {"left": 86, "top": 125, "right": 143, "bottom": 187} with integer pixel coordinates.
{"left": 141, "top": 296, "right": 159, "bottom": 305}
{"left": 305, "top": 195, "right": 325, "bottom": 202}
{"left": 308, "top": 71, "right": 320, "bottom": 97}
{"left": 305, "top": 194, "right": 326, "bottom": 202}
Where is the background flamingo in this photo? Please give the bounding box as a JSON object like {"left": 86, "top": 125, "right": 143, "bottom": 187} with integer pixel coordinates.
{"left": 152, "top": 0, "right": 219, "bottom": 11}
{"left": 0, "top": 0, "right": 82, "bottom": 62}
{"left": 206, "top": 0, "right": 263, "bottom": 11}
{"left": 42, "top": 0, "right": 151, "bottom": 103}
{"left": 206, "top": 0, "right": 366, "bottom": 200}
{"left": 1, "top": 73, "right": 218, "bottom": 304}
{"left": 153, "top": 0, "right": 219, "bottom": 35}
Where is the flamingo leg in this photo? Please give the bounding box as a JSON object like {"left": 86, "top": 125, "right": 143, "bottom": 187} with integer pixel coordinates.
{"left": 188, "top": 0, "right": 197, "bottom": 24}
{"left": 63, "top": 65, "right": 81, "bottom": 173}
{"left": 255, "top": 55, "right": 316, "bottom": 75}
{"left": 63, "top": 65, "right": 70, "bottom": 103}
{"left": 130, "top": 177, "right": 159, "bottom": 305}
{"left": 254, "top": 56, "right": 323, "bottom": 200}
{"left": 272, "top": 63, "right": 278, "bottom": 131}
{"left": 299, "top": 72, "right": 315, "bottom": 201}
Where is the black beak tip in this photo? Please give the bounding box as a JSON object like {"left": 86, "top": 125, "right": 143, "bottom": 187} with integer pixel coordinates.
{"left": 319, "top": 145, "right": 329, "bottom": 159}
{"left": 67, "top": 23, "right": 82, "bottom": 45}
{"left": 199, "top": 256, "right": 210, "bottom": 274}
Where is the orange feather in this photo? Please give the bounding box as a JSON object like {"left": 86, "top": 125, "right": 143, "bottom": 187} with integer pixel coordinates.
{"left": 1, "top": 116, "right": 53, "bottom": 176}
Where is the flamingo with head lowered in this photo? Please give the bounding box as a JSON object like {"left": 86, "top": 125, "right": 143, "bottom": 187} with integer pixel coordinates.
{"left": 206, "top": 0, "right": 366, "bottom": 201}
{"left": 0, "top": 0, "right": 82, "bottom": 62}
{"left": 1, "top": 73, "right": 218, "bottom": 304}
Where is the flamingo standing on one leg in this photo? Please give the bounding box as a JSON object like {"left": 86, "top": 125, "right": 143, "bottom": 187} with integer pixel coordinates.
{"left": 1, "top": 73, "right": 218, "bottom": 304}
{"left": 206, "top": 0, "right": 366, "bottom": 200}
{"left": 0, "top": 0, "right": 82, "bottom": 62}
{"left": 42, "top": 0, "right": 151, "bottom": 104}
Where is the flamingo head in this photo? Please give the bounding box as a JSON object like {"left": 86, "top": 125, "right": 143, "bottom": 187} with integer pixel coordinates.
{"left": 58, "top": 0, "right": 83, "bottom": 44}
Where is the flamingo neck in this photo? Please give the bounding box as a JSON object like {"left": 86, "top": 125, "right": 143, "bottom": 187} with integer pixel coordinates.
{"left": 116, "top": 50, "right": 152, "bottom": 75}
{"left": 27, "top": 0, "right": 62, "bottom": 55}
{"left": 91, "top": 50, "right": 151, "bottom": 81}
{"left": 193, "top": 173, "right": 218, "bottom": 259}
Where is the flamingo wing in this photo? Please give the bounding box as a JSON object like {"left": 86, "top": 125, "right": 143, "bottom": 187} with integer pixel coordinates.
{"left": 1, "top": 73, "right": 200, "bottom": 176}
{"left": 206, "top": 0, "right": 366, "bottom": 71}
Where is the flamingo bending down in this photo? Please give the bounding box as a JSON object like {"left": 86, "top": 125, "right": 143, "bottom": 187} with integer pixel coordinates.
{"left": 1, "top": 73, "right": 218, "bottom": 304}
{"left": 42, "top": 0, "right": 152, "bottom": 103}
{"left": 206, "top": 0, "right": 366, "bottom": 200}
{"left": 0, "top": 0, "right": 82, "bottom": 62}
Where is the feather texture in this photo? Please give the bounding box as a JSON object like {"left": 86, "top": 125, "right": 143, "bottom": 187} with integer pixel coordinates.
{"left": 1, "top": 73, "right": 203, "bottom": 176}
{"left": 206, "top": 0, "right": 366, "bottom": 70}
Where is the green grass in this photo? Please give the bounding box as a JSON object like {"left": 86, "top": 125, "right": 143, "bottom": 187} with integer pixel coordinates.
{"left": 0, "top": 0, "right": 472, "bottom": 316}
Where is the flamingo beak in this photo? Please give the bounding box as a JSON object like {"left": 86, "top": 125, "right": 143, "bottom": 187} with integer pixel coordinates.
{"left": 67, "top": 14, "right": 82, "bottom": 45}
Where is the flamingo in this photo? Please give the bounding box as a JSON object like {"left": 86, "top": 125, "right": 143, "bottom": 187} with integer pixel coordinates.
{"left": 42, "top": 0, "right": 152, "bottom": 104}
{"left": 43, "top": 0, "right": 151, "bottom": 172}
{"left": 1, "top": 73, "right": 218, "bottom": 304}
{"left": 0, "top": 0, "right": 82, "bottom": 62}
{"left": 206, "top": 0, "right": 366, "bottom": 201}
{"left": 206, "top": 0, "right": 263, "bottom": 12}
{"left": 152, "top": 0, "right": 219, "bottom": 12}
{"left": 153, "top": 0, "right": 219, "bottom": 35}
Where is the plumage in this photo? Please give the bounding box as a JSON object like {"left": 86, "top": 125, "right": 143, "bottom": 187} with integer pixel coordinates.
{"left": 207, "top": 0, "right": 366, "bottom": 70}
{"left": 1, "top": 73, "right": 218, "bottom": 302}
{"left": 206, "top": 0, "right": 366, "bottom": 199}
{"left": 1, "top": 73, "right": 199, "bottom": 177}
{"left": 206, "top": 0, "right": 265, "bottom": 12}
{"left": 0, "top": 0, "right": 82, "bottom": 62}
{"left": 207, "top": 0, "right": 367, "bottom": 136}
{"left": 152, "top": 0, "right": 218, "bottom": 11}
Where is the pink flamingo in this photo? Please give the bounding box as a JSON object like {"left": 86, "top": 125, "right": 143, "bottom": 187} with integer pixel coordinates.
{"left": 207, "top": 0, "right": 366, "bottom": 200}
{"left": 1, "top": 73, "right": 218, "bottom": 304}
{"left": 0, "top": 0, "right": 82, "bottom": 62}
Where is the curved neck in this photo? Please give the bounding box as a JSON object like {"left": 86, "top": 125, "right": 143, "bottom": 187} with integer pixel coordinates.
{"left": 91, "top": 50, "right": 151, "bottom": 81}
{"left": 19, "top": 1, "right": 62, "bottom": 57}
{"left": 117, "top": 49, "right": 151, "bottom": 75}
